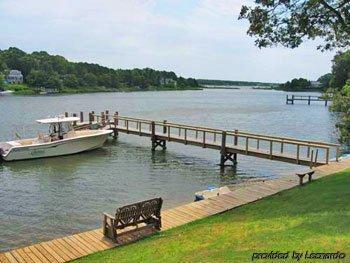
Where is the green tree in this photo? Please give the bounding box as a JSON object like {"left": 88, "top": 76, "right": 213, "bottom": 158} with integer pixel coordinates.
{"left": 330, "top": 50, "right": 350, "bottom": 89}
{"left": 63, "top": 74, "right": 79, "bottom": 88}
{"left": 318, "top": 73, "right": 333, "bottom": 89}
{"left": 0, "top": 74, "right": 5, "bottom": 90}
{"left": 239, "top": 0, "right": 350, "bottom": 51}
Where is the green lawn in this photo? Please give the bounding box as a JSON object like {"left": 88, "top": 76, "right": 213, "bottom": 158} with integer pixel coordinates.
{"left": 75, "top": 169, "right": 350, "bottom": 263}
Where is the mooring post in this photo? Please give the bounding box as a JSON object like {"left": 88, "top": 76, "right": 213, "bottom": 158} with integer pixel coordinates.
{"left": 308, "top": 96, "right": 311, "bottom": 105}
{"left": 65, "top": 112, "right": 68, "bottom": 117}
{"left": 91, "top": 111, "right": 95, "bottom": 122}
{"left": 325, "top": 99, "right": 328, "bottom": 106}
{"left": 292, "top": 95, "right": 294, "bottom": 105}
{"left": 72, "top": 113, "right": 77, "bottom": 126}
{"left": 286, "top": 95, "right": 288, "bottom": 104}
{"left": 220, "top": 131, "right": 227, "bottom": 166}
{"left": 88, "top": 112, "right": 93, "bottom": 124}
{"left": 80, "top": 111, "right": 84, "bottom": 123}
{"left": 101, "top": 112, "right": 105, "bottom": 126}
{"left": 151, "top": 121, "right": 156, "bottom": 151}
{"left": 105, "top": 110, "right": 109, "bottom": 122}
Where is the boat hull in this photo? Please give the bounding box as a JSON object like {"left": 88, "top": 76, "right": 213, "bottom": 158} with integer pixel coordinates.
{"left": 1, "top": 131, "right": 112, "bottom": 161}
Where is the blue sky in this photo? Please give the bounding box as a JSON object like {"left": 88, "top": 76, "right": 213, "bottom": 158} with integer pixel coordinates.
{"left": 0, "top": 0, "right": 336, "bottom": 82}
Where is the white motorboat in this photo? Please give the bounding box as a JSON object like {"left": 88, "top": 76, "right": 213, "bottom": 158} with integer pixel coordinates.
{"left": 0, "top": 116, "right": 113, "bottom": 161}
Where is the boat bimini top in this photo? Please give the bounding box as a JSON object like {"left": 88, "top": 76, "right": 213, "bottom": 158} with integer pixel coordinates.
{"left": 36, "top": 116, "right": 80, "bottom": 124}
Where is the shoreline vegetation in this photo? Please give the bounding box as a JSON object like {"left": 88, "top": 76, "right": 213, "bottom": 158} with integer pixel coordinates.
{"left": 3, "top": 83, "right": 202, "bottom": 95}
{"left": 0, "top": 47, "right": 200, "bottom": 95}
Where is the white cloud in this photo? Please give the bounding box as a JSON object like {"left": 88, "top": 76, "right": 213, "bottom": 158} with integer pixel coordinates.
{"left": 0, "top": 0, "right": 335, "bottom": 82}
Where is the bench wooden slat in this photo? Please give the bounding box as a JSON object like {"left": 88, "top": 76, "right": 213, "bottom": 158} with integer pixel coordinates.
{"left": 102, "top": 197, "right": 162, "bottom": 242}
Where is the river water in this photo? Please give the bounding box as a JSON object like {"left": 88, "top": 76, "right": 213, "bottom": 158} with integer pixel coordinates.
{"left": 0, "top": 88, "right": 339, "bottom": 251}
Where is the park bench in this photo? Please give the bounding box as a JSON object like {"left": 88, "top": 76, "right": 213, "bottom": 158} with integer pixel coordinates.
{"left": 102, "top": 197, "right": 163, "bottom": 242}
{"left": 296, "top": 170, "right": 315, "bottom": 186}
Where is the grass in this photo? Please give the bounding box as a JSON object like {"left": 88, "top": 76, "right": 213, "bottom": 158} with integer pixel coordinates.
{"left": 4, "top": 83, "right": 36, "bottom": 95}
{"left": 75, "top": 169, "right": 350, "bottom": 263}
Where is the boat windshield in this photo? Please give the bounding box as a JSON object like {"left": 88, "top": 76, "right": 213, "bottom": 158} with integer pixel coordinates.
{"left": 49, "top": 122, "right": 73, "bottom": 139}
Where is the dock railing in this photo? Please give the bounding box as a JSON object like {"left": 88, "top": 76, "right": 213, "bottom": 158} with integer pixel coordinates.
{"left": 90, "top": 113, "right": 340, "bottom": 166}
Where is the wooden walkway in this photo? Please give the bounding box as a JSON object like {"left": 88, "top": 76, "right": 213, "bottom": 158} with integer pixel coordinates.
{"left": 97, "top": 114, "right": 339, "bottom": 166}
{"left": 1, "top": 159, "right": 349, "bottom": 263}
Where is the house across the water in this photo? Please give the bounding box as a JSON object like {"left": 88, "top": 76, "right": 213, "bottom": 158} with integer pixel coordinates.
{"left": 6, "top": 70, "right": 24, "bottom": 84}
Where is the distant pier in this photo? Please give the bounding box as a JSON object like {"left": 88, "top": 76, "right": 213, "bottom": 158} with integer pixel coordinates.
{"left": 286, "top": 95, "right": 332, "bottom": 106}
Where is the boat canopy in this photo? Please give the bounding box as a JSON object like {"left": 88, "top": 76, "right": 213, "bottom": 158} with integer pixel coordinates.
{"left": 36, "top": 117, "right": 80, "bottom": 124}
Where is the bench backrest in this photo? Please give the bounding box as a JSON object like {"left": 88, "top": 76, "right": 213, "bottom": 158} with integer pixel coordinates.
{"left": 114, "top": 197, "right": 163, "bottom": 229}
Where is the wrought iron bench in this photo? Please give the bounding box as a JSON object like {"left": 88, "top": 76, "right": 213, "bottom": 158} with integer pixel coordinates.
{"left": 102, "top": 197, "right": 163, "bottom": 241}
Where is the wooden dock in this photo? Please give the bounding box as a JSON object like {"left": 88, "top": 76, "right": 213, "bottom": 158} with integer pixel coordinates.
{"left": 1, "top": 158, "right": 349, "bottom": 263}
{"left": 286, "top": 95, "right": 332, "bottom": 106}
{"left": 89, "top": 112, "right": 339, "bottom": 167}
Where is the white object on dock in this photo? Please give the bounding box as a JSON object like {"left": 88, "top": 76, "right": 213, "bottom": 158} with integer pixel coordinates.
{"left": 194, "top": 186, "right": 231, "bottom": 201}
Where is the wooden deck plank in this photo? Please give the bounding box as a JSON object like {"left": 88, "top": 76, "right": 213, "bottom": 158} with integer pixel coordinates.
{"left": 14, "top": 249, "right": 34, "bottom": 263}
{"left": 44, "top": 241, "right": 71, "bottom": 262}
{"left": 24, "top": 246, "right": 47, "bottom": 263}
{"left": 38, "top": 243, "right": 65, "bottom": 263}
{"left": 32, "top": 244, "right": 59, "bottom": 263}
{"left": 3, "top": 253, "right": 18, "bottom": 263}
{"left": 0, "top": 253, "right": 12, "bottom": 263}
{"left": 7, "top": 251, "right": 24, "bottom": 263}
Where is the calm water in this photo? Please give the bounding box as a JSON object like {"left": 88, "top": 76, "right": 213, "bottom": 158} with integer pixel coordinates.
{"left": 0, "top": 88, "right": 339, "bottom": 251}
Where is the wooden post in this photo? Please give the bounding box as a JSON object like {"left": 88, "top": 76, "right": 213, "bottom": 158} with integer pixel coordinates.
{"left": 80, "top": 111, "right": 84, "bottom": 123}
{"left": 220, "top": 131, "right": 227, "bottom": 166}
{"left": 245, "top": 137, "right": 249, "bottom": 154}
{"left": 314, "top": 149, "right": 319, "bottom": 165}
{"left": 126, "top": 120, "right": 129, "bottom": 133}
{"left": 257, "top": 139, "right": 260, "bottom": 149}
{"left": 309, "top": 150, "right": 314, "bottom": 169}
{"left": 336, "top": 147, "right": 340, "bottom": 162}
{"left": 184, "top": 129, "right": 187, "bottom": 144}
{"left": 234, "top": 129, "right": 238, "bottom": 145}
{"left": 286, "top": 95, "right": 288, "bottom": 104}
{"left": 113, "top": 113, "right": 118, "bottom": 138}
{"left": 325, "top": 148, "right": 330, "bottom": 164}
{"left": 72, "top": 113, "right": 77, "bottom": 126}
{"left": 280, "top": 140, "right": 284, "bottom": 153}
{"left": 101, "top": 112, "right": 105, "bottom": 126}
{"left": 105, "top": 110, "right": 109, "bottom": 121}
{"left": 203, "top": 131, "right": 206, "bottom": 148}
{"left": 269, "top": 141, "right": 273, "bottom": 159}
{"left": 296, "top": 144, "right": 300, "bottom": 164}
{"left": 325, "top": 99, "right": 328, "bottom": 106}
{"left": 91, "top": 111, "right": 95, "bottom": 122}
{"left": 139, "top": 122, "right": 142, "bottom": 135}
{"left": 168, "top": 126, "right": 171, "bottom": 141}
{"left": 89, "top": 112, "right": 93, "bottom": 124}
{"left": 292, "top": 95, "right": 294, "bottom": 105}
{"left": 163, "top": 120, "right": 167, "bottom": 134}
{"left": 307, "top": 144, "right": 310, "bottom": 158}
{"left": 151, "top": 121, "right": 156, "bottom": 151}
{"left": 308, "top": 96, "right": 311, "bottom": 105}
{"left": 65, "top": 112, "right": 68, "bottom": 117}
{"left": 114, "top": 111, "right": 119, "bottom": 126}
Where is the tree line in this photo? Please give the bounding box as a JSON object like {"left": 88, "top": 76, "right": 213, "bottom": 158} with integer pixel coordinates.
{"left": 0, "top": 47, "right": 198, "bottom": 91}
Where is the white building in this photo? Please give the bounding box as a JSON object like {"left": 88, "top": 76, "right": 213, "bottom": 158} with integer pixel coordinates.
{"left": 6, "top": 70, "right": 24, "bottom": 84}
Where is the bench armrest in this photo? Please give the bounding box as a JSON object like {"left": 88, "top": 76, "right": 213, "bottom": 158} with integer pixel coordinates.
{"left": 103, "top": 212, "right": 116, "bottom": 220}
